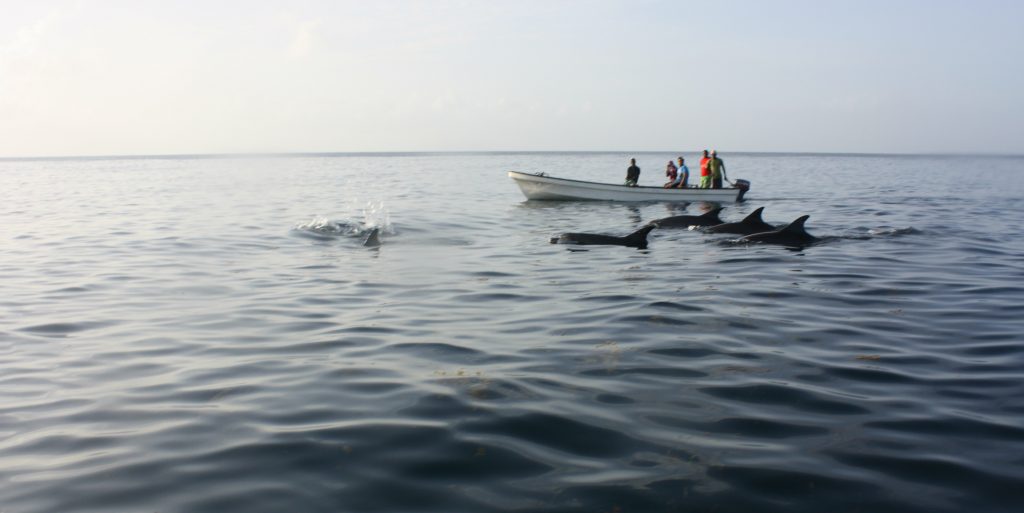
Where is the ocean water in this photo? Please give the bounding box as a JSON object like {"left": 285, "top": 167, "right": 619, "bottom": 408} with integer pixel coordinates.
{"left": 1, "top": 152, "right": 1023, "bottom": 512}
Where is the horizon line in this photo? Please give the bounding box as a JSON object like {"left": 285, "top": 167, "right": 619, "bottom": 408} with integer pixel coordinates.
{"left": 2, "top": 149, "right": 1023, "bottom": 162}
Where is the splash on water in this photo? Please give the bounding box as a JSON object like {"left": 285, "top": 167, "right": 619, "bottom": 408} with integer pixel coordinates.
{"left": 294, "top": 201, "right": 393, "bottom": 239}
{"left": 867, "top": 226, "right": 921, "bottom": 237}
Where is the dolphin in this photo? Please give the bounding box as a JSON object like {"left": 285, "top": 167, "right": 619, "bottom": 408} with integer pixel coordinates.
{"left": 551, "top": 224, "right": 656, "bottom": 249}
{"left": 738, "top": 215, "right": 818, "bottom": 247}
{"left": 362, "top": 228, "right": 382, "bottom": 247}
{"left": 650, "top": 207, "right": 725, "bottom": 228}
{"left": 705, "top": 207, "right": 775, "bottom": 235}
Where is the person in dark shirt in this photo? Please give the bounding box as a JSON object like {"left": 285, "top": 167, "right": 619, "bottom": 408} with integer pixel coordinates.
{"left": 625, "top": 158, "right": 641, "bottom": 186}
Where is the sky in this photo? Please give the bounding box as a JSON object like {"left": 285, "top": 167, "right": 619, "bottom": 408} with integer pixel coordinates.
{"left": 1, "top": 0, "right": 1022, "bottom": 157}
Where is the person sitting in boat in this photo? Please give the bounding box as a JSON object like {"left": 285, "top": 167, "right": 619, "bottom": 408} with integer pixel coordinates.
{"left": 624, "top": 158, "right": 641, "bottom": 186}
{"left": 672, "top": 156, "right": 690, "bottom": 188}
{"left": 663, "top": 160, "right": 678, "bottom": 188}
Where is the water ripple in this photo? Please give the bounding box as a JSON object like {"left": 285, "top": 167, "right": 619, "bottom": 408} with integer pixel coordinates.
{"left": 2, "top": 154, "right": 1023, "bottom": 513}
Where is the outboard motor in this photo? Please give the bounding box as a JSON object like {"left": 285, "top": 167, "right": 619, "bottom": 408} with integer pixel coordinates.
{"left": 734, "top": 179, "right": 751, "bottom": 201}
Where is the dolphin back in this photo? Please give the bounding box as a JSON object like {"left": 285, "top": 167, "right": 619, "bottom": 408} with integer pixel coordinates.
{"left": 653, "top": 207, "right": 725, "bottom": 228}
{"left": 707, "top": 206, "right": 773, "bottom": 235}
{"left": 739, "top": 214, "right": 816, "bottom": 246}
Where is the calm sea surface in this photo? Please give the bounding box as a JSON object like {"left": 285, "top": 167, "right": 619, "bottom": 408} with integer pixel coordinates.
{"left": 2, "top": 152, "right": 1023, "bottom": 512}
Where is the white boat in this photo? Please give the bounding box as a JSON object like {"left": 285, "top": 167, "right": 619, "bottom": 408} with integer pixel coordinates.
{"left": 508, "top": 171, "right": 749, "bottom": 202}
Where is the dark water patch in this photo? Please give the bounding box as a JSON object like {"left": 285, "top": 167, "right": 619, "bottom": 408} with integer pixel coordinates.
{"left": 19, "top": 320, "right": 118, "bottom": 335}
{"left": 649, "top": 346, "right": 721, "bottom": 358}
{"left": 258, "top": 338, "right": 360, "bottom": 354}
{"left": 933, "top": 376, "right": 1021, "bottom": 389}
{"left": 344, "top": 380, "right": 411, "bottom": 395}
{"left": 746, "top": 289, "right": 801, "bottom": 299}
{"left": 648, "top": 300, "right": 704, "bottom": 312}
{"left": 960, "top": 342, "right": 1022, "bottom": 356}
{"left": 467, "top": 412, "right": 645, "bottom": 458}
{"left": 494, "top": 324, "right": 548, "bottom": 334}
{"left": 725, "top": 319, "right": 763, "bottom": 330}
{"left": 616, "top": 314, "right": 696, "bottom": 326}
{"left": 547, "top": 325, "right": 619, "bottom": 336}
{"left": 451, "top": 292, "right": 546, "bottom": 302}
{"left": 687, "top": 417, "right": 830, "bottom": 438}
{"left": 177, "top": 360, "right": 295, "bottom": 384}
{"left": 268, "top": 320, "right": 339, "bottom": 333}
{"left": 260, "top": 407, "right": 381, "bottom": 427}
{"left": 826, "top": 451, "right": 1022, "bottom": 504}
{"left": 533, "top": 482, "right": 693, "bottom": 513}
{"left": 960, "top": 284, "right": 1024, "bottom": 295}
{"left": 296, "top": 263, "right": 335, "bottom": 270}
{"left": 863, "top": 354, "right": 944, "bottom": 366}
{"left": 288, "top": 310, "right": 335, "bottom": 319}
{"left": 595, "top": 393, "right": 635, "bottom": 404}
{"left": 823, "top": 365, "right": 920, "bottom": 384}
{"left": 297, "top": 294, "right": 353, "bottom": 305}
{"left": 866, "top": 417, "right": 1024, "bottom": 441}
{"left": 960, "top": 245, "right": 1017, "bottom": 257}
{"left": 819, "top": 326, "right": 873, "bottom": 337}
{"left": 951, "top": 362, "right": 1022, "bottom": 374}
{"left": 805, "top": 271, "right": 878, "bottom": 280}
{"left": 447, "top": 378, "right": 537, "bottom": 402}
{"left": 400, "top": 393, "right": 479, "bottom": 419}
{"left": 578, "top": 294, "right": 642, "bottom": 302}
{"left": 388, "top": 342, "right": 485, "bottom": 360}
{"left": 398, "top": 441, "right": 552, "bottom": 481}
{"left": 332, "top": 325, "right": 403, "bottom": 335}
{"left": 709, "top": 464, "right": 882, "bottom": 497}
{"left": 163, "top": 384, "right": 264, "bottom": 404}
{"left": 322, "top": 366, "right": 402, "bottom": 381}
{"left": 935, "top": 389, "right": 991, "bottom": 400}
{"left": 580, "top": 366, "right": 707, "bottom": 378}
{"left": 470, "top": 270, "right": 518, "bottom": 278}
{"left": 49, "top": 285, "right": 96, "bottom": 294}
{"left": 701, "top": 383, "right": 870, "bottom": 415}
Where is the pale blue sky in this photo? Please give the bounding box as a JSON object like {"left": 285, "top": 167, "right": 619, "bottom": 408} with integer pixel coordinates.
{"left": 1, "top": 0, "right": 1022, "bottom": 157}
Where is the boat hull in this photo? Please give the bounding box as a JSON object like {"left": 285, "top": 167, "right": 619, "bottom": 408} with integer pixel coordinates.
{"left": 508, "top": 171, "right": 746, "bottom": 202}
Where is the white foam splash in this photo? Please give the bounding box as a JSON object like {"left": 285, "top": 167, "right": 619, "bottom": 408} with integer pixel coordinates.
{"left": 359, "top": 200, "right": 392, "bottom": 234}
{"left": 295, "top": 201, "right": 392, "bottom": 236}
{"left": 867, "top": 227, "right": 921, "bottom": 237}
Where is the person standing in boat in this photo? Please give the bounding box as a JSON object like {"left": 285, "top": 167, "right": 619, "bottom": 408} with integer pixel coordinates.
{"left": 709, "top": 150, "right": 728, "bottom": 189}
{"left": 674, "top": 156, "right": 689, "bottom": 188}
{"left": 625, "top": 158, "right": 641, "bottom": 186}
{"left": 663, "top": 160, "right": 678, "bottom": 188}
{"left": 699, "top": 150, "right": 712, "bottom": 188}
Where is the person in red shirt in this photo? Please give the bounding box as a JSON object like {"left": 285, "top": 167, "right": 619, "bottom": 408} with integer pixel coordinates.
{"left": 699, "top": 149, "right": 711, "bottom": 189}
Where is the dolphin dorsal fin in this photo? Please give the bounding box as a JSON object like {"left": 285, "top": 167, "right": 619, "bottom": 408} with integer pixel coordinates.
{"left": 363, "top": 228, "right": 381, "bottom": 247}
{"left": 625, "top": 224, "right": 656, "bottom": 245}
{"left": 702, "top": 207, "right": 725, "bottom": 218}
{"left": 742, "top": 207, "right": 765, "bottom": 223}
{"left": 781, "top": 215, "right": 810, "bottom": 233}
